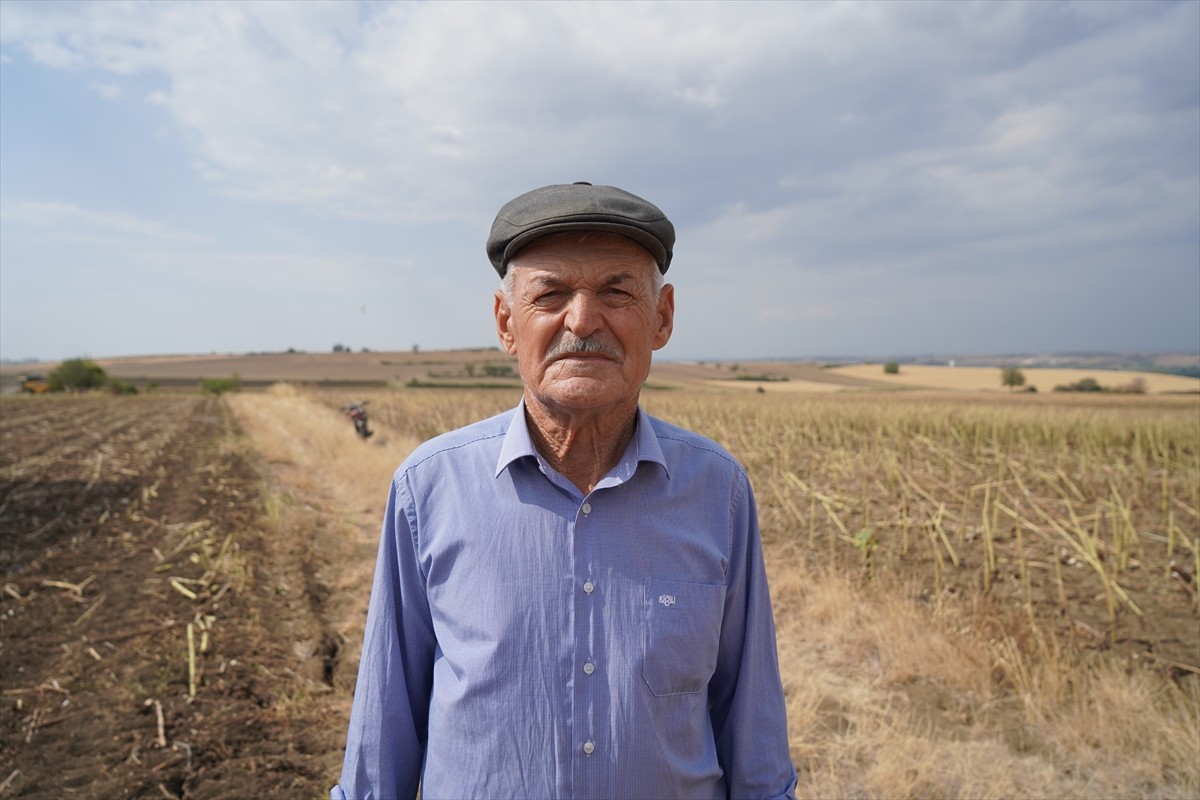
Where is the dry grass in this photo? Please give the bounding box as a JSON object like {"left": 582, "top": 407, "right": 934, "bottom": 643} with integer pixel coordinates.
{"left": 771, "top": 554, "right": 1199, "bottom": 799}
{"left": 224, "top": 384, "right": 423, "bottom": 679}
{"left": 829, "top": 363, "right": 1200, "bottom": 394}
{"left": 227, "top": 383, "right": 418, "bottom": 515}
{"left": 700, "top": 378, "right": 850, "bottom": 393}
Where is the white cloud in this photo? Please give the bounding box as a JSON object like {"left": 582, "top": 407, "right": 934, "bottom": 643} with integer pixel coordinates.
{"left": 90, "top": 81, "right": 121, "bottom": 99}
{"left": 0, "top": 0, "right": 1195, "bottom": 359}
{"left": 0, "top": 199, "right": 209, "bottom": 246}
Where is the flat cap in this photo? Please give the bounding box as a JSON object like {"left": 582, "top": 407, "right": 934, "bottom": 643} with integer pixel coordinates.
{"left": 487, "top": 182, "right": 675, "bottom": 277}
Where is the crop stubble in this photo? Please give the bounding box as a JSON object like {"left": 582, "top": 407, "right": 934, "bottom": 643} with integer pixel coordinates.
{"left": 0, "top": 395, "right": 347, "bottom": 799}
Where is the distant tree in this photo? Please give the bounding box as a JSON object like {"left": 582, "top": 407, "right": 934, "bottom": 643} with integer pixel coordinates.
{"left": 464, "top": 363, "right": 476, "bottom": 377}
{"left": 883, "top": 361, "right": 900, "bottom": 375}
{"left": 1001, "top": 367, "right": 1026, "bottom": 392}
{"left": 333, "top": 344, "right": 347, "bottom": 353}
{"left": 1055, "top": 377, "right": 1103, "bottom": 393}
{"left": 48, "top": 358, "right": 108, "bottom": 392}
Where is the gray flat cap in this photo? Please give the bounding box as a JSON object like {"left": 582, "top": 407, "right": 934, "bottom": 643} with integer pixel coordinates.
{"left": 487, "top": 182, "right": 675, "bottom": 277}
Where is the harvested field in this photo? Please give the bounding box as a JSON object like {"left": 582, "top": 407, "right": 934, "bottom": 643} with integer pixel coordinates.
{"left": 829, "top": 363, "right": 1200, "bottom": 394}
{"left": 0, "top": 395, "right": 355, "bottom": 798}
{"left": 2, "top": 386, "right": 1198, "bottom": 799}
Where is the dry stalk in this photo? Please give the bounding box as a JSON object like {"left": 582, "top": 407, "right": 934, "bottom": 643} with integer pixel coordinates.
{"left": 40, "top": 575, "right": 96, "bottom": 596}
{"left": 931, "top": 503, "right": 959, "bottom": 568}
{"left": 981, "top": 481, "right": 996, "bottom": 592}
{"left": 820, "top": 497, "right": 850, "bottom": 554}
{"left": 186, "top": 623, "right": 197, "bottom": 698}
{"left": 0, "top": 769, "right": 20, "bottom": 794}
{"left": 169, "top": 578, "right": 198, "bottom": 601}
{"left": 1015, "top": 516, "right": 1032, "bottom": 617}
{"left": 1049, "top": 500, "right": 1143, "bottom": 618}
{"left": 72, "top": 593, "right": 106, "bottom": 627}
{"left": 153, "top": 699, "right": 166, "bottom": 747}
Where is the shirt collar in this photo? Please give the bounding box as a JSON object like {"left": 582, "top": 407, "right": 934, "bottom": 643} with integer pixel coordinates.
{"left": 495, "top": 400, "right": 668, "bottom": 481}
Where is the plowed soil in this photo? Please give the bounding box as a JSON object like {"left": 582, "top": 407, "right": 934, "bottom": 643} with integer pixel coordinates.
{"left": 1, "top": 395, "right": 348, "bottom": 798}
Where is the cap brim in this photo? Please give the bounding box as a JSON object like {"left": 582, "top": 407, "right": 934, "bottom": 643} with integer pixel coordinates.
{"left": 502, "top": 222, "right": 669, "bottom": 276}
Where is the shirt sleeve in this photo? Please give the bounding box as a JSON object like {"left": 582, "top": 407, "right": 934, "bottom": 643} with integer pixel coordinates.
{"left": 708, "top": 475, "right": 798, "bottom": 800}
{"left": 332, "top": 473, "right": 436, "bottom": 800}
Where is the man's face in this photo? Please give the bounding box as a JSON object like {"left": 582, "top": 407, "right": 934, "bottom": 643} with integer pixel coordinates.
{"left": 495, "top": 232, "right": 675, "bottom": 415}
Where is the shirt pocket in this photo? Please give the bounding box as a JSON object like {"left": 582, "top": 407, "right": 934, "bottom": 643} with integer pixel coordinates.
{"left": 642, "top": 578, "right": 727, "bottom": 697}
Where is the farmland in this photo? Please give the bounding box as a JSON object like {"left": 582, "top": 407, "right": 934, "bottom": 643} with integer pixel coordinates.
{"left": 4, "top": 348, "right": 1198, "bottom": 395}
{"left": 2, "top": 382, "right": 1198, "bottom": 798}
{"left": 0, "top": 394, "right": 357, "bottom": 797}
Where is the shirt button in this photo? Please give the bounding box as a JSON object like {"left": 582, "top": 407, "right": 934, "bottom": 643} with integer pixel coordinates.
{"left": 583, "top": 661, "right": 595, "bottom": 675}
{"left": 583, "top": 740, "right": 595, "bottom": 755}
{"left": 583, "top": 580, "right": 594, "bottom": 594}
{"left": 581, "top": 502, "right": 592, "bottom": 514}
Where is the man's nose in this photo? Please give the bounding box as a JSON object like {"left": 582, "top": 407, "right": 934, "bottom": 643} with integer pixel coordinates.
{"left": 564, "top": 292, "right": 602, "bottom": 337}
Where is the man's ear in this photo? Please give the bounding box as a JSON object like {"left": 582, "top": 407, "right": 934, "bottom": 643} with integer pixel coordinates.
{"left": 494, "top": 290, "right": 518, "bottom": 355}
{"left": 652, "top": 283, "right": 675, "bottom": 351}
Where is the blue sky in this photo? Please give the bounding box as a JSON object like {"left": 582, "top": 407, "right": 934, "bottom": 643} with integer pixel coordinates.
{"left": 1, "top": 1, "right": 1197, "bottom": 363}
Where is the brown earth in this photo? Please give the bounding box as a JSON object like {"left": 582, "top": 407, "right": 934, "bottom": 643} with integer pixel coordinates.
{"left": 0, "top": 395, "right": 350, "bottom": 798}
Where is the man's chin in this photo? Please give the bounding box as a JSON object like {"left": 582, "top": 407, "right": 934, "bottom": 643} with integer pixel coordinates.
{"left": 534, "top": 374, "right": 634, "bottom": 412}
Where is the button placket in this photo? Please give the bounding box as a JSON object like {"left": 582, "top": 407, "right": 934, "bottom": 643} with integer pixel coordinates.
{"left": 574, "top": 496, "right": 601, "bottom": 782}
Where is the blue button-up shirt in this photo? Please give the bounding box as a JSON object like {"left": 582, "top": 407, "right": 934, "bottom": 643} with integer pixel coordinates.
{"left": 333, "top": 403, "right": 796, "bottom": 800}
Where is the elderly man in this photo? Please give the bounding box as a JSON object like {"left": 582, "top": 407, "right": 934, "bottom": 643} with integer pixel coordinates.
{"left": 333, "top": 183, "right": 796, "bottom": 799}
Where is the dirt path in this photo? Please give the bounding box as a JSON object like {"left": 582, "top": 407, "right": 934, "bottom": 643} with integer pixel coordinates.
{"left": 0, "top": 395, "right": 375, "bottom": 798}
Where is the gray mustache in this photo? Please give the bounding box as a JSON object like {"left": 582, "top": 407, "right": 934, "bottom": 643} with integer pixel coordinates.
{"left": 546, "top": 333, "right": 622, "bottom": 361}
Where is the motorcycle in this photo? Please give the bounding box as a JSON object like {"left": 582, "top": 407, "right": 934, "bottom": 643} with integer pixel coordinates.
{"left": 344, "top": 401, "right": 374, "bottom": 439}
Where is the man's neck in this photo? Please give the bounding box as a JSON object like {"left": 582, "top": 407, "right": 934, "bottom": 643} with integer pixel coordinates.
{"left": 523, "top": 396, "right": 638, "bottom": 494}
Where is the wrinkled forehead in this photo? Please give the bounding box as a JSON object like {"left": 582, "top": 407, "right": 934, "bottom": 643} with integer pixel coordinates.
{"left": 508, "top": 231, "right": 658, "bottom": 282}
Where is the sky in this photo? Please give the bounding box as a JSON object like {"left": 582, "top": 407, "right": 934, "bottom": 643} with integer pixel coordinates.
{"left": 1, "top": 0, "right": 1197, "bottom": 363}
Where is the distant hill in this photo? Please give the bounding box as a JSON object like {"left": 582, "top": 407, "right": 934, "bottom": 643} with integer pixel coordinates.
{"left": 800, "top": 351, "right": 1199, "bottom": 379}
{"left": 3, "top": 349, "right": 1197, "bottom": 394}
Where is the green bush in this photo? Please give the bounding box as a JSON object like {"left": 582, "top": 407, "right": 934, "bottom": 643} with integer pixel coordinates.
{"left": 48, "top": 358, "right": 108, "bottom": 392}
{"left": 201, "top": 373, "right": 241, "bottom": 395}
{"left": 1054, "top": 377, "right": 1102, "bottom": 393}
{"left": 735, "top": 374, "right": 789, "bottom": 382}
{"left": 883, "top": 361, "right": 900, "bottom": 375}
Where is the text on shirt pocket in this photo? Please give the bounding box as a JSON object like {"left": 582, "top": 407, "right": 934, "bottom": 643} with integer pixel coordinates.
{"left": 642, "top": 578, "right": 726, "bottom": 697}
